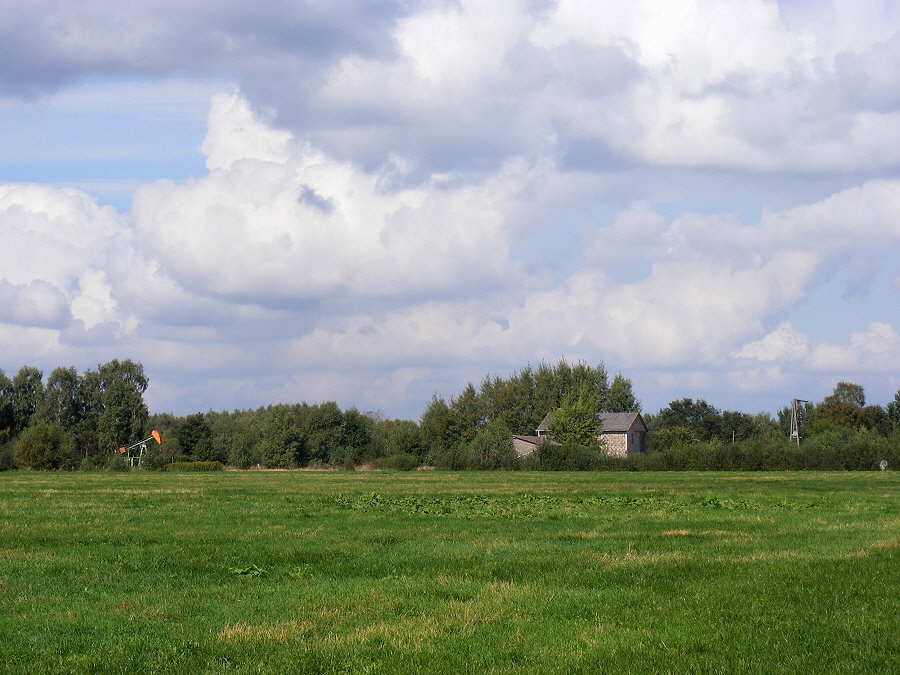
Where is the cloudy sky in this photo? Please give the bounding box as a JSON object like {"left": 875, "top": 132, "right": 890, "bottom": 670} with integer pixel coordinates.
{"left": 1, "top": 0, "right": 898, "bottom": 420}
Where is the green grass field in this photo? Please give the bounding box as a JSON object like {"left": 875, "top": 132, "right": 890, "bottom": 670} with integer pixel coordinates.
{"left": 0, "top": 471, "right": 896, "bottom": 674}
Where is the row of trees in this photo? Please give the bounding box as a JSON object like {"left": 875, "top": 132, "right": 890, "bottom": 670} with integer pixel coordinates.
{"left": 0, "top": 361, "right": 149, "bottom": 470}
{"left": 1, "top": 357, "right": 897, "bottom": 471}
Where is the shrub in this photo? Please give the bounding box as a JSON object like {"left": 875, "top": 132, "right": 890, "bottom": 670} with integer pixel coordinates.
{"left": 80, "top": 454, "right": 109, "bottom": 471}
{"left": 328, "top": 446, "right": 359, "bottom": 470}
{"left": 139, "top": 446, "right": 168, "bottom": 471}
{"left": 372, "top": 453, "right": 421, "bottom": 471}
{"left": 166, "top": 461, "right": 223, "bottom": 472}
{"left": 0, "top": 442, "right": 14, "bottom": 471}
{"left": 465, "top": 420, "right": 520, "bottom": 470}
{"left": 429, "top": 443, "right": 470, "bottom": 470}
{"left": 537, "top": 440, "right": 602, "bottom": 471}
{"left": 12, "top": 422, "right": 76, "bottom": 470}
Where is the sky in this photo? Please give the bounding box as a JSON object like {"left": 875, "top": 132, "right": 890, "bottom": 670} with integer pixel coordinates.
{"left": 1, "top": 0, "right": 898, "bottom": 421}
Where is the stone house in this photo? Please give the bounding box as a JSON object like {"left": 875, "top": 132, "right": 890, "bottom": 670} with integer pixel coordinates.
{"left": 517, "top": 411, "right": 647, "bottom": 458}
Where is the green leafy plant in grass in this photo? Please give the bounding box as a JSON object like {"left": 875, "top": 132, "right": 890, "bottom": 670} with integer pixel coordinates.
{"left": 228, "top": 564, "right": 264, "bottom": 578}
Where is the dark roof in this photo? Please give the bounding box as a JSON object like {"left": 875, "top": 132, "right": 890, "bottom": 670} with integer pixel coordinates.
{"left": 512, "top": 435, "right": 541, "bottom": 445}
{"left": 535, "top": 411, "right": 646, "bottom": 434}
{"left": 596, "top": 412, "right": 646, "bottom": 433}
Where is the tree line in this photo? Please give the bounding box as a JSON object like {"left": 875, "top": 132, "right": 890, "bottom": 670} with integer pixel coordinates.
{"left": 0, "top": 360, "right": 148, "bottom": 470}
{"left": 1, "top": 359, "right": 898, "bottom": 471}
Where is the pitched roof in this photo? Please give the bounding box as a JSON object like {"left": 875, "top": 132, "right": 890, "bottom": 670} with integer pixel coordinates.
{"left": 596, "top": 412, "right": 646, "bottom": 433}
{"left": 535, "top": 411, "right": 646, "bottom": 434}
{"left": 536, "top": 413, "right": 552, "bottom": 433}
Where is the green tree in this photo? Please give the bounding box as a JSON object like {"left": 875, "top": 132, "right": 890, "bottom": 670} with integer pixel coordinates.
{"left": 260, "top": 406, "right": 303, "bottom": 468}
{"left": 228, "top": 426, "right": 259, "bottom": 469}
{"left": 303, "top": 402, "right": 343, "bottom": 463}
{"left": 193, "top": 437, "right": 224, "bottom": 463}
{"left": 817, "top": 382, "right": 867, "bottom": 430}
{"left": 37, "top": 367, "right": 84, "bottom": 429}
{"left": 97, "top": 379, "right": 148, "bottom": 451}
{"left": 385, "top": 420, "right": 425, "bottom": 458}
{"left": 0, "top": 369, "right": 13, "bottom": 443}
{"left": 465, "top": 420, "right": 518, "bottom": 470}
{"left": 649, "top": 426, "right": 698, "bottom": 452}
{"left": 94, "top": 360, "right": 149, "bottom": 452}
{"left": 887, "top": 390, "right": 900, "bottom": 431}
{"left": 420, "top": 395, "right": 453, "bottom": 457}
{"left": 177, "top": 413, "right": 212, "bottom": 456}
{"left": 10, "top": 366, "right": 44, "bottom": 434}
{"left": 547, "top": 384, "right": 601, "bottom": 447}
{"left": 654, "top": 398, "right": 721, "bottom": 441}
{"left": 605, "top": 374, "right": 640, "bottom": 412}
{"left": 12, "top": 422, "right": 75, "bottom": 470}
{"left": 449, "top": 383, "right": 483, "bottom": 444}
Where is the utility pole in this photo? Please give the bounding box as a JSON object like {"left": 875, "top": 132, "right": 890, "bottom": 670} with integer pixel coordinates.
{"left": 790, "top": 399, "right": 808, "bottom": 448}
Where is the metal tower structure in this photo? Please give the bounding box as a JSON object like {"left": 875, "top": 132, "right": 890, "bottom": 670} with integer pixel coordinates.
{"left": 789, "top": 399, "right": 808, "bottom": 448}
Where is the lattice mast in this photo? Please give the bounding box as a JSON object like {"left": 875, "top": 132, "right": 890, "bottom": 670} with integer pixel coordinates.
{"left": 789, "top": 399, "right": 808, "bottom": 448}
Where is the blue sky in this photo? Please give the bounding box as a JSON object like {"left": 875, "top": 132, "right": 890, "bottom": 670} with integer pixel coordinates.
{"left": 1, "top": 0, "right": 898, "bottom": 420}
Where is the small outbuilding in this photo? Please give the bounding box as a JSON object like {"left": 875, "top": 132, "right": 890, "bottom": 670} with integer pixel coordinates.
{"left": 512, "top": 435, "right": 542, "bottom": 458}
{"left": 531, "top": 411, "right": 647, "bottom": 457}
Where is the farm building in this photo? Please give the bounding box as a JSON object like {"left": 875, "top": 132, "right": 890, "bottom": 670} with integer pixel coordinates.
{"left": 520, "top": 411, "right": 647, "bottom": 458}
{"left": 512, "top": 435, "right": 543, "bottom": 458}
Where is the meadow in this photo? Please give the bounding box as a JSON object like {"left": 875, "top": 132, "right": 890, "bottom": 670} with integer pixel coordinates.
{"left": 0, "top": 471, "right": 896, "bottom": 674}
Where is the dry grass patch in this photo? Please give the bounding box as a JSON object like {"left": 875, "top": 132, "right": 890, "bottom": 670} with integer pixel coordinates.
{"left": 219, "top": 619, "right": 318, "bottom": 644}
{"left": 585, "top": 549, "right": 693, "bottom": 566}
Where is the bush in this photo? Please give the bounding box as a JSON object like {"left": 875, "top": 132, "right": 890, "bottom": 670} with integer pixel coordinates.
{"left": 537, "top": 441, "right": 602, "bottom": 471}
{"left": 429, "top": 443, "right": 471, "bottom": 470}
{"left": 328, "top": 446, "right": 359, "bottom": 470}
{"left": 13, "top": 422, "right": 76, "bottom": 470}
{"left": 166, "top": 461, "right": 223, "bottom": 472}
{"left": 465, "top": 421, "right": 520, "bottom": 470}
{"left": 139, "top": 446, "right": 168, "bottom": 471}
{"left": 372, "top": 453, "right": 421, "bottom": 471}
{"left": 80, "top": 454, "right": 109, "bottom": 471}
{"left": 0, "top": 442, "right": 14, "bottom": 471}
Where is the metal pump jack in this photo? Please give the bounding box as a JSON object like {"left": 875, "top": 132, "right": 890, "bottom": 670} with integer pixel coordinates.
{"left": 118, "top": 430, "right": 162, "bottom": 467}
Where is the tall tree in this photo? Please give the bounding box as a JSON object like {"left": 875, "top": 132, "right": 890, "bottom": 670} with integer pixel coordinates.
{"left": 0, "top": 369, "right": 13, "bottom": 442}
{"left": 303, "top": 402, "right": 344, "bottom": 463}
{"left": 547, "top": 383, "right": 601, "bottom": 447}
{"left": 176, "top": 413, "right": 212, "bottom": 456}
{"left": 10, "top": 366, "right": 44, "bottom": 434}
{"left": 259, "top": 405, "right": 303, "bottom": 468}
{"left": 95, "top": 360, "right": 150, "bottom": 451}
{"left": 654, "top": 398, "right": 722, "bottom": 441}
{"left": 449, "top": 382, "right": 483, "bottom": 444}
{"left": 887, "top": 390, "right": 900, "bottom": 431}
{"left": 97, "top": 378, "right": 148, "bottom": 451}
{"left": 816, "top": 381, "right": 871, "bottom": 430}
{"left": 420, "top": 395, "right": 453, "bottom": 456}
{"left": 605, "top": 374, "right": 640, "bottom": 412}
{"left": 38, "top": 366, "right": 84, "bottom": 429}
